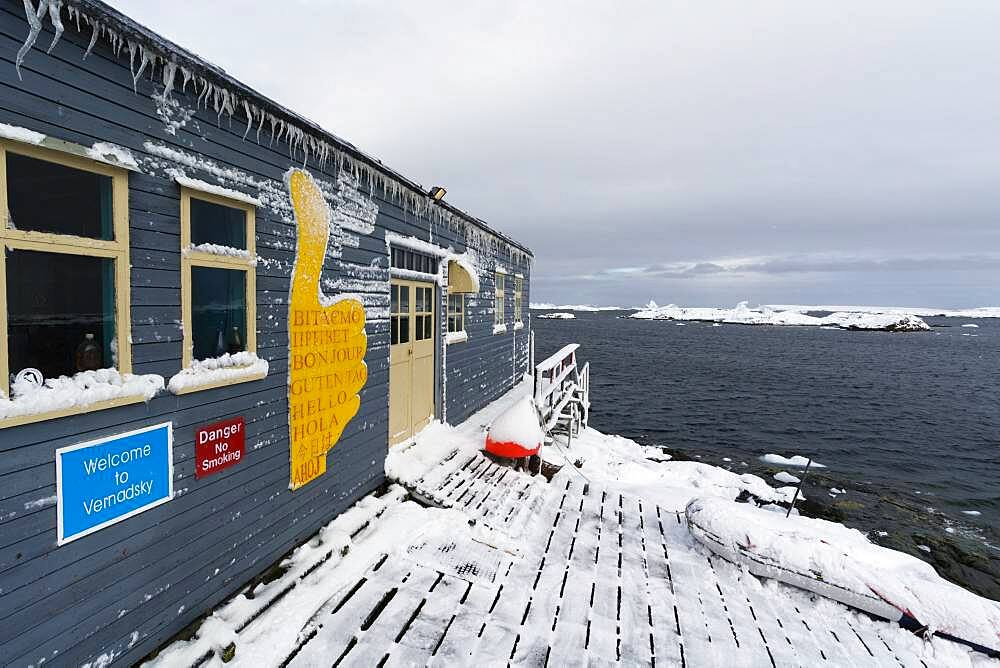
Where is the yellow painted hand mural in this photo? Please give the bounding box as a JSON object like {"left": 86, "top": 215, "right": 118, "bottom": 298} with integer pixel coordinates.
{"left": 286, "top": 169, "right": 368, "bottom": 490}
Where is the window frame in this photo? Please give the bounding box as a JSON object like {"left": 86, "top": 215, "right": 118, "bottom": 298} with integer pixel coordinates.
{"left": 0, "top": 141, "right": 133, "bottom": 419}
{"left": 494, "top": 271, "right": 505, "bottom": 328}
{"left": 179, "top": 187, "right": 258, "bottom": 391}
{"left": 447, "top": 293, "right": 465, "bottom": 335}
{"left": 514, "top": 276, "right": 523, "bottom": 325}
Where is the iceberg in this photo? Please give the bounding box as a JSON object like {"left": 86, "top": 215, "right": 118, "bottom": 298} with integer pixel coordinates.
{"left": 631, "top": 301, "right": 931, "bottom": 331}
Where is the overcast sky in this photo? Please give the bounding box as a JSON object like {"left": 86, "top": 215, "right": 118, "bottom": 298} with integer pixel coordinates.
{"left": 113, "top": 1, "right": 1000, "bottom": 308}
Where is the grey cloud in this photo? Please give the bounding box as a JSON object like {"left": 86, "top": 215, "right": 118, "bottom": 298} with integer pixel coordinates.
{"left": 112, "top": 0, "right": 1000, "bottom": 307}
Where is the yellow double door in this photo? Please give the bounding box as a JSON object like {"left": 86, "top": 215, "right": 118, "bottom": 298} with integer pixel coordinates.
{"left": 389, "top": 279, "right": 436, "bottom": 445}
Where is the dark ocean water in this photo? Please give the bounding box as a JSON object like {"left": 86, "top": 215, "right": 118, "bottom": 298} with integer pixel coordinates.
{"left": 532, "top": 310, "right": 1000, "bottom": 598}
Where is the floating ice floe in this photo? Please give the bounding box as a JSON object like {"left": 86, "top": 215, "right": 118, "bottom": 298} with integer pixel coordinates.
{"left": 773, "top": 471, "right": 801, "bottom": 484}
{"left": 537, "top": 312, "right": 576, "bottom": 319}
{"left": 529, "top": 303, "right": 625, "bottom": 311}
{"left": 962, "top": 323, "right": 980, "bottom": 328}
{"left": 962, "top": 510, "right": 982, "bottom": 516}
{"left": 631, "top": 301, "right": 930, "bottom": 331}
{"left": 761, "top": 453, "right": 827, "bottom": 468}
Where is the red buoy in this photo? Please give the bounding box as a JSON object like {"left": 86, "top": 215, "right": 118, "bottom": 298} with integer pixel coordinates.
{"left": 484, "top": 397, "right": 544, "bottom": 459}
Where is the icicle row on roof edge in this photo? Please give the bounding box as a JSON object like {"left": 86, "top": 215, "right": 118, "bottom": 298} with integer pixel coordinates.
{"left": 15, "top": 0, "right": 532, "bottom": 269}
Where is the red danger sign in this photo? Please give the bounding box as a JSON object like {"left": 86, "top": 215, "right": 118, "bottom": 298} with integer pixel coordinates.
{"left": 195, "top": 417, "right": 245, "bottom": 479}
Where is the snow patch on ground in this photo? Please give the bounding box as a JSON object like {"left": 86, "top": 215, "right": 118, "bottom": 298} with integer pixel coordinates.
{"left": 633, "top": 301, "right": 930, "bottom": 331}
{"left": 761, "top": 453, "right": 827, "bottom": 468}
{"left": 0, "top": 368, "right": 163, "bottom": 420}
{"left": 544, "top": 428, "right": 796, "bottom": 512}
{"left": 167, "top": 352, "right": 268, "bottom": 394}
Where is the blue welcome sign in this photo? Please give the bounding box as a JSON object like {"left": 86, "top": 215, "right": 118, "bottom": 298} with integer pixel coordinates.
{"left": 56, "top": 422, "right": 173, "bottom": 545}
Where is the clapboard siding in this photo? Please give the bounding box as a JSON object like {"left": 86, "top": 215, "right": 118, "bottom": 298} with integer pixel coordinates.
{"left": 0, "top": 3, "right": 531, "bottom": 666}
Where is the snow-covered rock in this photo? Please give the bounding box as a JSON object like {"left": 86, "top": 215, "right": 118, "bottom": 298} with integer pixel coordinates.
{"left": 686, "top": 497, "right": 1000, "bottom": 653}
{"left": 630, "top": 301, "right": 930, "bottom": 331}
{"left": 537, "top": 312, "right": 576, "bottom": 319}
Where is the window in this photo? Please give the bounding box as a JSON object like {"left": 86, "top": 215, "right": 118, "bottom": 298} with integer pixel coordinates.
{"left": 390, "top": 283, "right": 409, "bottom": 345}
{"left": 391, "top": 247, "right": 436, "bottom": 274}
{"left": 181, "top": 188, "right": 256, "bottom": 370}
{"left": 0, "top": 142, "right": 131, "bottom": 405}
{"left": 447, "top": 294, "right": 464, "bottom": 333}
{"left": 514, "top": 276, "right": 523, "bottom": 324}
{"left": 414, "top": 285, "right": 433, "bottom": 341}
{"left": 494, "top": 271, "right": 505, "bottom": 327}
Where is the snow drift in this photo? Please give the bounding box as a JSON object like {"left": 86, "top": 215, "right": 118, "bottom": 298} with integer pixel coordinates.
{"left": 686, "top": 497, "right": 1000, "bottom": 654}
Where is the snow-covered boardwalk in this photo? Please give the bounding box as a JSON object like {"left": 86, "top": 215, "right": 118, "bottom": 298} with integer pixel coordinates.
{"left": 147, "top": 387, "right": 994, "bottom": 667}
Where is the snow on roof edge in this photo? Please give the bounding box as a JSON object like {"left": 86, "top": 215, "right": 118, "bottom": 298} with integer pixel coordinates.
{"left": 60, "top": 0, "right": 533, "bottom": 257}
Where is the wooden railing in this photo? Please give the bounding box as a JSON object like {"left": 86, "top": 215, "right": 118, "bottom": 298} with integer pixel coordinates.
{"left": 534, "top": 343, "right": 590, "bottom": 441}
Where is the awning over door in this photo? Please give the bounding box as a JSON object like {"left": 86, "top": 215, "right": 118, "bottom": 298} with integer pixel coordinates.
{"left": 447, "top": 254, "right": 479, "bottom": 294}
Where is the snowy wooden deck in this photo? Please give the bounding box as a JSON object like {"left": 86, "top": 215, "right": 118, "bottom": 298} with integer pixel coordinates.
{"left": 271, "top": 450, "right": 966, "bottom": 667}
{"left": 148, "top": 410, "right": 991, "bottom": 667}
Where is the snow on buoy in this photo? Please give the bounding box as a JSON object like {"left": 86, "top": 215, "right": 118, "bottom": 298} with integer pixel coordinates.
{"left": 485, "top": 396, "right": 544, "bottom": 458}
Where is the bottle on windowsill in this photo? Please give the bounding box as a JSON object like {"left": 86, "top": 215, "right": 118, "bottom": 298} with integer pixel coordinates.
{"left": 227, "top": 326, "right": 243, "bottom": 355}
{"left": 75, "top": 333, "right": 102, "bottom": 372}
{"left": 215, "top": 327, "right": 226, "bottom": 357}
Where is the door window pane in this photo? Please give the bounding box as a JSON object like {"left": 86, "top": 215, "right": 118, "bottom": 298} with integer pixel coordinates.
{"left": 6, "top": 249, "right": 116, "bottom": 380}
{"left": 6, "top": 153, "right": 114, "bottom": 240}
{"left": 400, "top": 285, "right": 409, "bottom": 312}
{"left": 190, "top": 198, "right": 247, "bottom": 249}
{"left": 424, "top": 314, "right": 432, "bottom": 340}
{"left": 415, "top": 285, "right": 425, "bottom": 313}
{"left": 191, "top": 266, "right": 247, "bottom": 360}
{"left": 398, "top": 316, "right": 409, "bottom": 344}
{"left": 391, "top": 284, "right": 399, "bottom": 313}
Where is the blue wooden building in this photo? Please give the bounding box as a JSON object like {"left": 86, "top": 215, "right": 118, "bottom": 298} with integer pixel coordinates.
{"left": 0, "top": 1, "right": 532, "bottom": 665}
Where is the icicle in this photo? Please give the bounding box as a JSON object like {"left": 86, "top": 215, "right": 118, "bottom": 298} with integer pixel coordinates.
{"left": 162, "top": 60, "right": 177, "bottom": 97}
{"left": 256, "top": 108, "right": 265, "bottom": 142}
{"left": 82, "top": 18, "right": 99, "bottom": 58}
{"left": 133, "top": 48, "right": 151, "bottom": 91}
{"left": 242, "top": 101, "right": 253, "bottom": 140}
{"left": 15, "top": 0, "right": 47, "bottom": 80}
{"left": 45, "top": 0, "right": 63, "bottom": 53}
{"left": 180, "top": 67, "right": 192, "bottom": 93}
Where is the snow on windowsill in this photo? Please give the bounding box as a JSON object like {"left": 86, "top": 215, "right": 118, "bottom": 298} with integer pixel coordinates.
{"left": 0, "top": 368, "right": 163, "bottom": 422}
{"left": 167, "top": 352, "right": 268, "bottom": 394}
{"left": 445, "top": 331, "right": 468, "bottom": 345}
{"left": 493, "top": 324, "right": 507, "bottom": 335}
{"left": 184, "top": 243, "right": 254, "bottom": 261}
{"left": 495, "top": 265, "right": 508, "bottom": 275}
{"left": 513, "top": 321, "right": 524, "bottom": 330}
{"left": 0, "top": 122, "right": 45, "bottom": 145}
{"left": 175, "top": 175, "right": 262, "bottom": 207}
